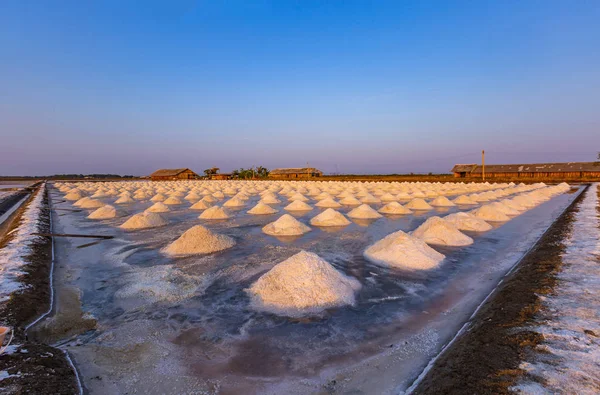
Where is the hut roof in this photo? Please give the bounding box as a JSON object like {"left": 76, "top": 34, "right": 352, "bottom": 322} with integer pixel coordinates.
{"left": 150, "top": 168, "right": 194, "bottom": 177}
{"left": 451, "top": 164, "right": 478, "bottom": 173}
{"left": 452, "top": 162, "right": 600, "bottom": 174}
{"left": 270, "top": 167, "right": 323, "bottom": 175}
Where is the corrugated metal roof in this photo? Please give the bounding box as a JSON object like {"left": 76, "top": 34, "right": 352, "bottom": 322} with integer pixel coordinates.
{"left": 452, "top": 162, "right": 600, "bottom": 174}
{"left": 270, "top": 167, "right": 323, "bottom": 175}
{"left": 451, "top": 164, "right": 478, "bottom": 173}
{"left": 150, "top": 168, "right": 193, "bottom": 177}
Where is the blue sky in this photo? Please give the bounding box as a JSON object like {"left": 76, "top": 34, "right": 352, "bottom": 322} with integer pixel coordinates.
{"left": 1, "top": 0, "right": 599, "bottom": 176}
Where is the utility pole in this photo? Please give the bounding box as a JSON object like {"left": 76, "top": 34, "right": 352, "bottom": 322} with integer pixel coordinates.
{"left": 482, "top": 150, "right": 486, "bottom": 181}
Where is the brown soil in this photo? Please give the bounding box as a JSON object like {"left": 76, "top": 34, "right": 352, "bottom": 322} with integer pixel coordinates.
{"left": 411, "top": 185, "right": 588, "bottom": 395}
{"left": 0, "top": 185, "right": 79, "bottom": 394}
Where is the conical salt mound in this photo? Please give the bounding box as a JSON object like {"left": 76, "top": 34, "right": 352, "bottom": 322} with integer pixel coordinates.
{"left": 470, "top": 205, "right": 511, "bottom": 222}
{"left": 163, "top": 196, "right": 183, "bottom": 205}
{"left": 380, "top": 193, "right": 397, "bottom": 202}
{"left": 190, "top": 200, "right": 210, "bottom": 210}
{"left": 223, "top": 197, "right": 245, "bottom": 208}
{"left": 77, "top": 198, "right": 105, "bottom": 209}
{"left": 184, "top": 192, "right": 201, "bottom": 202}
{"left": 310, "top": 208, "right": 351, "bottom": 227}
{"left": 146, "top": 202, "right": 170, "bottom": 213}
{"left": 430, "top": 196, "right": 456, "bottom": 207}
{"left": 262, "top": 214, "right": 311, "bottom": 236}
{"left": 378, "top": 201, "right": 412, "bottom": 215}
{"left": 88, "top": 205, "right": 125, "bottom": 220}
{"left": 162, "top": 225, "right": 235, "bottom": 256}
{"left": 288, "top": 193, "right": 309, "bottom": 202}
{"left": 65, "top": 190, "right": 84, "bottom": 200}
{"left": 315, "top": 197, "right": 342, "bottom": 208}
{"left": 248, "top": 202, "right": 279, "bottom": 215}
{"left": 284, "top": 200, "right": 313, "bottom": 211}
{"left": 246, "top": 251, "right": 361, "bottom": 317}
{"left": 73, "top": 197, "right": 91, "bottom": 207}
{"left": 199, "top": 206, "right": 230, "bottom": 220}
{"left": 260, "top": 195, "right": 281, "bottom": 204}
{"left": 487, "top": 202, "right": 520, "bottom": 216}
{"left": 405, "top": 198, "right": 433, "bottom": 211}
{"left": 340, "top": 196, "right": 361, "bottom": 205}
{"left": 150, "top": 193, "right": 167, "bottom": 202}
{"left": 120, "top": 212, "right": 168, "bottom": 230}
{"left": 411, "top": 217, "right": 474, "bottom": 246}
{"left": 443, "top": 212, "right": 492, "bottom": 232}
{"left": 360, "top": 194, "right": 381, "bottom": 204}
{"left": 114, "top": 195, "right": 135, "bottom": 204}
{"left": 347, "top": 204, "right": 383, "bottom": 219}
{"left": 364, "top": 230, "right": 445, "bottom": 270}
{"left": 453, "top": 195, "right": 477, "bottom": 205}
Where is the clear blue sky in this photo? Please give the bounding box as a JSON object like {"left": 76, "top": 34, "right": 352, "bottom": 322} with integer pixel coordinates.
{"left": 1, "top": 0, "right": 599, "bottom": 176}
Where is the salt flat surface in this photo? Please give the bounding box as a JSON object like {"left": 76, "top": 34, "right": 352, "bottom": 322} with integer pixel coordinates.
{"left": 512, "top": 184, "right": 600, "bottom": 395}
{"left": 40, "top": 180, "right": 579, "bottom": 394}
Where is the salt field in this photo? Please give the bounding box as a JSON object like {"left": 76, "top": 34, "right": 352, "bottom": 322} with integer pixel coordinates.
{"left": 24, "top": 179, "right": 579, "bottom": 394}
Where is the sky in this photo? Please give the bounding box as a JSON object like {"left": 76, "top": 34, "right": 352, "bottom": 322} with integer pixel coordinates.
{"left": 1, "top": 0, "right": 599, "bottom": 176}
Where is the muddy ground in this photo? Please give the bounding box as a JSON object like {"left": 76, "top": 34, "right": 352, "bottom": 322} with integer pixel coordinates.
{"left": 0, "top": 185, "right": 78, "bottom": 394}
{"left": 412, "top": 186, "right": 588, "bottom": 394}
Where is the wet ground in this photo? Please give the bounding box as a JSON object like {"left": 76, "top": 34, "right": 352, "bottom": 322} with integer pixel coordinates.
{"left": 32, "top": 183, "right": 583, "bottom": 394}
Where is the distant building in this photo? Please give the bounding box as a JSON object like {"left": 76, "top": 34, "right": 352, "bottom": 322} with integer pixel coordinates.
{"left": 211, "top": 173, "right": 232, "bottom": 180}
{"left": 451, "top": 162, "right": 600, "bottom": 178}
{"left": 150, "top": 168, "right": 200, "bottom": 181}
{"left": 269, "top": 167, "right": 323, "bottom": 179}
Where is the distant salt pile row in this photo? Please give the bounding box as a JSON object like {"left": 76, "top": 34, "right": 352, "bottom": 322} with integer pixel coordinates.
{"left": 361, "top": 183, "right": 571, "bottom": 270}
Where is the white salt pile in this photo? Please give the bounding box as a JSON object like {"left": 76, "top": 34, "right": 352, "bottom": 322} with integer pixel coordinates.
{"left": 162, "top": 225, "right": 235, "bottom": 256}
{"left": 262, "top": 214, "right": 311, "bottom": 236}
{"left": 453, "top": 195, "right": 477, "bottom": 205}
{"left": 405, "top": 198, "right": 433, "bottom": 211}
{"left": 150, "top": 193, "right": 167, "bottom": 202}
{"left": 246, "top": 251, "right": 361, "bottom": 317}
{"left": 73, "top": 197, "right": 91, "bottom": 207}
{"left": 340, "top": 196, "right": 361, "bottom": 205}
{"left": 190, "top": 200, "right": 210, "bottom": 210}
{"left": 284, "top": 200, "right": 313, "bottom": 211}
{"left": 378, "top": 202, "right": 412, "bottom": 215}
{"left": 411, "top": 216, "right": 474, "bottom": 246}
{"left": 114, "top": 195, "right": 135, "bottom": 204}
{"left": 247, "top": 202, "right": 279, "bottom": 215}
{"left": 199, "top": 206, "right": 230, "bottom": 220}
{"left": 315, "top": 197, "right": 342, "bottom": 208}
{"left": 443, "top": 212, "right": 492, "bottom": 232}
{"left": 223, "top": 197, "right": 245, "bottom": 207}
{"left": 163, "top": 196, "right": 183, "bottom": 205}
{"left": 430, "top": 196, "right": 456, "bottom": 207}
{"left": 120, "top": 212, "right": 168, "bottom": 230}
{"left": 146, "top": 202, "right": 170, "bottom": 213}
{"left": 470, "top": 205, "right": 511, "bottom": 222}
{"left": 260, "top": 195, "right": 281, "bottom": 204}
{"left": 347, "top": 204, "right": 383, "bottom": 219}
{"left": 88, "top": 205, "right": 124, "bottom": 220}
{"left": 64, "top": 190, "right": 84, "bottom": 200}
{"left": 77, "top": 198, "right": 105, "bottom": 209}
{"left": 487, "top": 201, "right": 520, "bottom": 216}
{"left": 309, "top": 208, "right": 351, "bottom": 227}
{"left": 363, "top": 230, "right": 445, "bottom": 270}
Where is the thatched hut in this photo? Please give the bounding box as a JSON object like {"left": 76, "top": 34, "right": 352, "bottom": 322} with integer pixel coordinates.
{"left": 150, "top": 168, "right": 200, "bottom": 181}
{"left": 269, "top": 167, "right": 323, "bottom": 179}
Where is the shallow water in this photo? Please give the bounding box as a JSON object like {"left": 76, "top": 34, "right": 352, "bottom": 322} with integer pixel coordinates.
{"left": 41, "top": 183, "right": 582, "bottom": 394}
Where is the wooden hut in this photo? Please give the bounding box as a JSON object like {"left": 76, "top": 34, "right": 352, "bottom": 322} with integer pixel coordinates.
{"left": 211, "top": 173, "right": 232, "bottom": 180}
{"left": 150, "top": 168, "right": 200, "bottom": 181}
{"left": 269, "top": 167, "right": 323, "bottom": 179}
{"left": 452, "top": 162, "right": 600, "bottom": 179}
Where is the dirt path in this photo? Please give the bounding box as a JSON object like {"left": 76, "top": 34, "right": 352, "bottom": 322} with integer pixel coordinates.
{"left": 0, "top": 184, "right": 79, "bottom": 394}
{"left": 410, "top": 185, "right": 588, "bottom": 394}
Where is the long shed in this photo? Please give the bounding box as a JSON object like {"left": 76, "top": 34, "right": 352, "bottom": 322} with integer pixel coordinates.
{"left": 150, "top": 168, "right": 200, "bottom": 181}
{"left": 451, "top": 162, "right": 600, "bottom": 178}
{"left": 269, "top": 167, "right": 323, "bottom": 179}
